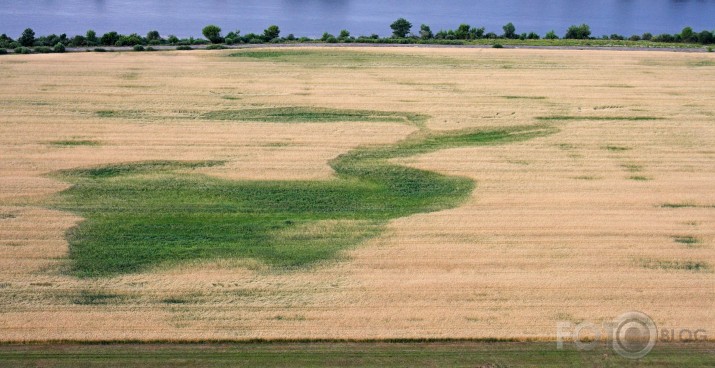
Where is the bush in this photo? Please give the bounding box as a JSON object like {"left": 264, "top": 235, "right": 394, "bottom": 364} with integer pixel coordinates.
{"left": 641, "top": 32, "right": 653, "bottom": 41}
{"left": 0, "top": 49, "right": 7, "bottom": 55}
{"left": 419, "top": 24, "right": 433, "bottom": 40}
{"left": 609, "top": 34, "right": 625, "bottom": 40}
{"left": 167, "top": 35, "right": 179, "bottom": 44}
{"left": 202, "top": 25, "right": 223, "bottom": 44}
{"left": 564, "top": 24, "right": 591, "bottom": 39}
{"left": 176, "top": 45, "right": 192, "bottom": 50}
{"left": 15, "top": 46, "right": 31, "bottom": 54}
{"left": 544, "top": 30, "right": 559, "bottom": 40}
{"left": 325, "top": 36, "right": 338, "bottom": 43}
{"left": 53, "top": 42, "right": 65, "bottom": 53}
{"left": 33, "top": 46, "right": 53, "bottom": 53}
{"left": 492, "top": 43, "right": 503, "bottom": 48}
{"left": 133, "top": 45, "right": 145, "bottom": 51}
{"left": 145, "top": 46, "right": 156, "bottom": 51}
{"left": 205, "top": 44, "right": 227, "bottom": 50}
{"left": 629, "top": 35, "right": 641, "bottom": 41}
{"left": 709, "top": 47, "right": 713, "bottom": 52}
{"left": 93, "top": 48, "right": 107, "bottom": 52}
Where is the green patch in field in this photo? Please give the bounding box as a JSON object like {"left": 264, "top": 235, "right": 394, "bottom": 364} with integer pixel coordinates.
{"left": 48, "top": 109, "right": 556, "bottom": 277}
{"left": 536, "top": 116, "right": 661, "bottom": 121}
{"left": 228, "top": 49, "right": 464, "bottom": 68}
{"left": 621, "top": 163, "right": 643, "bottom": 172}
{"left": 500, "top": 95, "right": 547, "bottom": 100}
{"left": 640, "top": 259, "right": 711, "bottom": 272}
{"left": 603, "top": 145, "right": 631, "bottom": 151}
{"left": 673, "top": 236, "right": 700, "bottom": 246}
{"left": 0, "top": 213, "right": 16, "bottom": 220}
{"left": 629, "top": 175, "right": 651, "bottom": 181}
{"left": 221, "top": 95, "right": 240, "bottom": 100}
{"left": 201, "top": 107, "right": 427, "bottom": 125}
{"left": 593, "top": 105, "right": 624, "bottom": 110}
{"left": 660, "top": 202, "right": 698, "bottom": 208}
{"left": 95, "top": 110, "right": 148, "bottom": 119}
{"left": 50, "top": 140, "right": 101, "bottom": 147}
{"left": 72, "top": 290, "right": 125, "bottom": 305}
{"left": 572, "top": 176, "right": 600, "bottom": 180}
{"left": 689, "top": 60, "right": 715, "bottom": 67}
{"left": 162, "top": 297, "right": 189, "bottom": 304}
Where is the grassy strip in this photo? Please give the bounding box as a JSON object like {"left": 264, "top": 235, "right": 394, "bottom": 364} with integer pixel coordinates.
{"left": 47, "top": 108, "right": 555, "bottom": 277}
{"left": 536, "top": 116, "right": 661, "bottom": 121}
{"left": 0, "top": 342, "right": 712, "bottom": 367}
{"left": 49, "top": 140, "right": 101, "bottom": 147}
{"left": 201, "top": 107, "right": 427, "bottom": 125}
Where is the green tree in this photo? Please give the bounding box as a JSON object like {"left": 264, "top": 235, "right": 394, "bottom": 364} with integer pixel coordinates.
{"left": 419, "top": 24, "right": 433, "bottom": 40}
{"left": 202, "top": 25, "right": 223, "bottom": 43}
{"left": 502, "top": 22, "right": 516, "bottom": 39}
{"left": 564, "top": 24, "right": 591, "bottom": 39}
{"left": 680, "top": 27, "right": 695, "bottom": 42}
{"left": 339, "top": 29, "right": 351, "bottom": 39}
{"left": 167, "top": 35, "right": 179, "bottom": 44}
{"left": 100, "top": 31, "right": 119, "bottom": 46}
{"left": 264, "top": 25, "right": 280, "bottom": 40}
{"left": 146, "top": 30, "right": 161, "bottom": 41}
{"left": 53, "top": 42, "right": 65, "bottom": 53}
{"left": 390, "top": 18, "right": 412, "bottom": 38}
{"left": 85, "top": 30, "right": 98, "bottom": 46}
{"left": 455, "top": 24, "right": 471, "bottom": 39}
{"left": 19, "top": 28, "right": 35, "bottom": 47}
{"left": 569, "top": 24, "right": 592, "bottom": 39}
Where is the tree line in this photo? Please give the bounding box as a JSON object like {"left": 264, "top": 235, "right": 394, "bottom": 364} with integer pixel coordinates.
{"left": 1, "top": 19, "right": 713, "bottom": 54}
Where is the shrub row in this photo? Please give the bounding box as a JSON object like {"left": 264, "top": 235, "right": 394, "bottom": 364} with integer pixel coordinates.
{"left": 2, "top": 21, "right": 714, "bottom": 54}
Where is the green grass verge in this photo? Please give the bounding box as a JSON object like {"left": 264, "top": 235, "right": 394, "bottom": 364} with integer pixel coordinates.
{"left": 536, "top": 116, "right": 661, "bottom": 121}
{"left": 0, "top": 342, "right": 712, "bottom": 367}
{"left": 49, "top": 140, "right": 101, "bottom": 147}
{"left": 46, "top": 107, "right": 555, "bottom": 277}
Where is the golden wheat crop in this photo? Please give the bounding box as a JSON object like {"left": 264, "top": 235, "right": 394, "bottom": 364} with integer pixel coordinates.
{"left": 0, "top": 48, "right": 713, "bottom": 341}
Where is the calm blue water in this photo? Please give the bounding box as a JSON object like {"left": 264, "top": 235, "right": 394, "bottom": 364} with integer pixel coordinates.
{"left": 1, "top": 0, "right": 714, "bottom": 39}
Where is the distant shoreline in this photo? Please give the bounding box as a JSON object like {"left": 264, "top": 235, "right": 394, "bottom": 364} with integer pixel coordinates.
{"left": 53, "top": 42, "right": 711, "bottom": 54}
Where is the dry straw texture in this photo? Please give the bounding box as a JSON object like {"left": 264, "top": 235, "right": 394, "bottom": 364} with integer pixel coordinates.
{"left": 0, "top": 48, "right": 713, "bottom": 341}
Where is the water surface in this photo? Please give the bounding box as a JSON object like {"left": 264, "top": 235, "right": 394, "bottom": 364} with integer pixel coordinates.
{"left": 2, "top": 0, "right": 714, "bottom": 39}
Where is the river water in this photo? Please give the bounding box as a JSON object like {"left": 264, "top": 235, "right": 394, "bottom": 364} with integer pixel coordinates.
{"left": 1, "top": 0, "right": 714, "bottom": 39}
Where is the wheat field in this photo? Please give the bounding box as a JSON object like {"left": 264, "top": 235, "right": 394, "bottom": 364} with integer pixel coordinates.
{"left": 0, "top": 47, "right": 713, "bottom": 341}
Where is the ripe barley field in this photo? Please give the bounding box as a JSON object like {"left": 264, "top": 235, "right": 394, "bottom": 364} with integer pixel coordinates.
{"left": 0, "top": 47, "right": 713, "bottom": 353}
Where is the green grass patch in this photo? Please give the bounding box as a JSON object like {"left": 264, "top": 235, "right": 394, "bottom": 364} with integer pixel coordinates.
{"left": 47, "top": 108, "right": 555, "bottom": 277}
{"left": 660, "top": 202, "right": 698, "bottom": 208}
{"left": 603, "top": 145, "right": 631, "bottom": 151}
{"left": 50, "top": 140, "right": 101, "bottom": 147}
{"left": 0, "top": 342, "right": 713, "bottom": 367}
{"left": 673, "top": 236, "right": 700, "bottom": 246}
{"left": 621, "top": 163, "right": 643, "bottom": 172}
{"left": 640, "top": 259, "right": 711, "bottom": 272}
{"left": 629, "top": 175, "right": 651, "bottom": 181}
{"left": 500, "top": 95, "right": 547, "bottom": 100}
{"left": 536, "top": 115, "right": 661, "bottom": 121}
{"left": 0, "top": 213, "right": 16, "bottom": 220}
{"left": 201, "top": 107, "right": 427, "bottom": 125}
